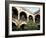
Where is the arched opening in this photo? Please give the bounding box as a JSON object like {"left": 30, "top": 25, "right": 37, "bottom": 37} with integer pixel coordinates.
{"left": 35, "top": 15, "right": 40, "bottom": 23}
{"left": 20, "top": 12, "right": 27, "bottom": 21}
{"left": 20, "top": 24, "right": 28, "bottom": 30}
{"left": 12, "top": 22, "right": 17, "bottom": 31}
{"left": 12, "top": 7, "right": 18, "bottom": 19}
{"left": 29, "top": 15, "right": 33, "bottom": 21}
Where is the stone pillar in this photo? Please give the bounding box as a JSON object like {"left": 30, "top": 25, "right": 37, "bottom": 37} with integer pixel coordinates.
{"left": 18, "top": 13, "right": 20, "bottom": 20}
{"left": 33, "top": 15, "right": 35, "bottom": 23}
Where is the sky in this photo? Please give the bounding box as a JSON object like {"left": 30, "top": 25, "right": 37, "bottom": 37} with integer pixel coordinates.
{"left": 24, "top": 7, "right": 40, "bottom": 13}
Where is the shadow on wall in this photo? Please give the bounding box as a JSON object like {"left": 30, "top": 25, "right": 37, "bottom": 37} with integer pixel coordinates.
{"left": 12, "top": 7, "right": 18, "bottom": 19}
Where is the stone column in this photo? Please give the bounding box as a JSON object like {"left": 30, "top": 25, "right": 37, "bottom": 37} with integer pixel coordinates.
{"left": 18, "top": 13, "right": 20, "bottom": 20}
{"left": 33, "top": 15, "right": 35, "bottom": 23}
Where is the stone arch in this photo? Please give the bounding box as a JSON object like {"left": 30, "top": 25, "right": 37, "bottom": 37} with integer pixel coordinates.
{"left": 35, "top": 15, "right": 40, "bottom": 23}
{"left": 12, "top": 20, "right": 17, "bottom": 26}
{"left": 20, "top": 11, "right": 27, "bottom": 21}
{"left": 20, "top": 22, "right": 27, "bottom": 26}
{"left": 12, "top": 7, "right": 18, "bottom": 19}
{"left": 29, "top": 15, "right": 33, "bottom": 21}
